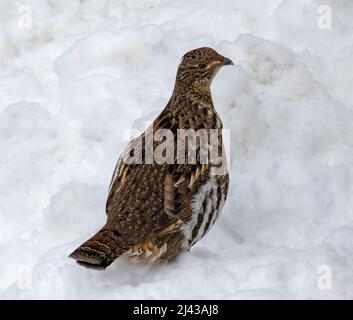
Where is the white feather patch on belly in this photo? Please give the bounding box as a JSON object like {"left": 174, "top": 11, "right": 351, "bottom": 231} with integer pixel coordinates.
{"left": 182, "top": 176, "right": 220, "bottom": 248}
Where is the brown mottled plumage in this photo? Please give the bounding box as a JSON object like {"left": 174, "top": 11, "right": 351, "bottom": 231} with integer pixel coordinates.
{"left": 69, "top": 47, "right": 232, "bottom": 269}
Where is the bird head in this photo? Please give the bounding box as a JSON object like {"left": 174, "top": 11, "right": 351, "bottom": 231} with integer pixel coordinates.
{"left": 176, "top": 47, "right": 234, "bottom": 92}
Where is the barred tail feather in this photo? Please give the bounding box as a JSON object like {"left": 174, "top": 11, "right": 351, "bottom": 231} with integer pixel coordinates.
{"left": 69, "top": 228, "right": 124, "bottom": 270}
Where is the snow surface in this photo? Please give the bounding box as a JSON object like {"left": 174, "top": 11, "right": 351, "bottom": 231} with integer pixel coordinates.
{"left": 1, "top": 0, "right": 353, "bottom": 299}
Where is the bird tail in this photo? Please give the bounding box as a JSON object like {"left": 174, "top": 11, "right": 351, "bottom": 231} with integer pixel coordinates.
{"left": 68, "top": 227, "right": 125, "bottom": 270}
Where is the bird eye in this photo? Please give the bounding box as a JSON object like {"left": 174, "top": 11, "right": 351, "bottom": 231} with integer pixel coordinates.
{"left": 198, "top": 63, "right": 207, "bottom": 69}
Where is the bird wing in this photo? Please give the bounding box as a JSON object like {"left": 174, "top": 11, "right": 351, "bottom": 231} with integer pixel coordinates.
{"left": 105, "top": 141, "right": 211, "bottom": 242}
{"left": 107, "top": 100, "right": 173, "bottom": 208}
{"left": 107, "top": 136, "right": 141, "bottom": 195}
{"left": 105, "top": 104, "right": 227, "bottom": 243}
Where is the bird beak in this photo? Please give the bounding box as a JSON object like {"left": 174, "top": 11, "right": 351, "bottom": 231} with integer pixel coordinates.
{"left": 222, "top": 57, "right": 234, "bottom": 66}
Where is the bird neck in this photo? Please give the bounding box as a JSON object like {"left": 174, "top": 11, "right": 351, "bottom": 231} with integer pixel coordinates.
{"left": 171, "top": 80, "right": 213, "bottom": 109}
{"left": 155, "top": 82, "right": 218, "bottom": 131}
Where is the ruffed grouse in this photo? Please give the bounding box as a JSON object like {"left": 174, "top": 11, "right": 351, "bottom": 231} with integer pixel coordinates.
{"left": 69, "top": 47, "right": 232, "bottom": 269}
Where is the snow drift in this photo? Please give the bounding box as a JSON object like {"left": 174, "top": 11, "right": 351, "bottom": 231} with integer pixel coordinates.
{"left": 0, "top": 0, "right": 353, "bottom": 299}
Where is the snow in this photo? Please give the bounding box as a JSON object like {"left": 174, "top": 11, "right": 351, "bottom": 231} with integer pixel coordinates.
{"left": 1, "top": 0, "right": 353, "bottom": 299}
